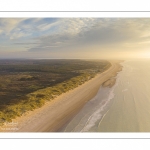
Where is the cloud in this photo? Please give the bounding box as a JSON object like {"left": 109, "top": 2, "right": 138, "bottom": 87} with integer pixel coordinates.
{"left": 1, "top": 18, "right": 150, "bottom": 58}
{"left": 28, "top": 18, "right": 150, "bottom": 52}
{"left": 0, "top": 18, "right": 25, "bottom": 35}
{"left": 0, "top": 18, "right": 60, "bottom": 41}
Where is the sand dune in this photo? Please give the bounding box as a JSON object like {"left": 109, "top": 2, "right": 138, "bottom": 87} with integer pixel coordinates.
{"left": 0, "top": 60, "right": 122, "bottom": 132}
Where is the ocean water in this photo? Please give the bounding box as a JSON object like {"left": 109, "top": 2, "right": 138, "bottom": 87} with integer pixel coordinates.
{"left": 63, "top": 59, "right": 150, "bottom": 132}
{"left": 63, "top": 68, "right": 120, "bottom": 132}
{"left": 62, "top": 87, "right": 115, "bottom": 132}
{"left": 99, "top": 59, "right": 150, "bottom": 132}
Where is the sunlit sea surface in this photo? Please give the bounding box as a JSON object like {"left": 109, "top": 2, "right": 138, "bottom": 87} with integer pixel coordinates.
{"left": 63, "top": 59, "right": 150, "bottom": 132}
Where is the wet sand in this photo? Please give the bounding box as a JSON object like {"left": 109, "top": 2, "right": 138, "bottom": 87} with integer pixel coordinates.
{"left": 0, "top": 60, "right": 122, "bottom": 132}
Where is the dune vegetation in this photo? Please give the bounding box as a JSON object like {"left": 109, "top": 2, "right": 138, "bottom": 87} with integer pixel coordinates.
{"left": 0, "top": 59, "right": 111, "bottom": 124}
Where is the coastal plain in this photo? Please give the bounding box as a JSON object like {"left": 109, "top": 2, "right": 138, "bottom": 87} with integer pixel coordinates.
{"left": 12, "top": 61, "right": 121, "bottom": 132}
{"left": 0, "top": 60, "right": 122, "bottom": 132}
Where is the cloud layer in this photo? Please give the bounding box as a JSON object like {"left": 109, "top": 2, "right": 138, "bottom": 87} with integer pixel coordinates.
{"left": 0, "top": 18, "right": 150, "bottom": 58}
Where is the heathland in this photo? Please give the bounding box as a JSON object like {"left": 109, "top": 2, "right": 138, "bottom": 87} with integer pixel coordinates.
{"left": 0, "top": 59, "right": 111, "bottom": 125}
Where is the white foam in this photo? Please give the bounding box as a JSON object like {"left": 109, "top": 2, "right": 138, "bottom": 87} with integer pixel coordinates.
{"left": 63, "top": 65, "right": 122, "bottom": 132}
{"left": 80, "top": 83, "right": 117, "bottom": 132}
{"left": 79, "top": 69, "right": 123, "bottom": 132}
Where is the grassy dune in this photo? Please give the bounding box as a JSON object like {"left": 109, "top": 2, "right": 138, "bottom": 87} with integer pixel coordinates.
{"left": 0, "top": 59, "right": 111, "bottom": 124}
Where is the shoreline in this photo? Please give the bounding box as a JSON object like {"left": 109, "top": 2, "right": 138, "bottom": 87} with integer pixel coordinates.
{"left": 0, "top": 60, "right": 122, "bottom": 132}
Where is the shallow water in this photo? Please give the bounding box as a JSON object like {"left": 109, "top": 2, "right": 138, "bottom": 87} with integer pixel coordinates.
{"left": 62, "top": 75, "right": 120, "bottom": 132}
{"left": 99, "top": 59, "right": 150, "bottom": 132}
{"left": 62, "top": 87, "right": 112, "bottom": 132}
{"left": 63, "top": 59, "right": 150, "bottom": 132}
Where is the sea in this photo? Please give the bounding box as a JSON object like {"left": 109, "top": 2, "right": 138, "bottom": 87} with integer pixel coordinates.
{"left": 63, "top": 59, "right": 150, "bottom": 132}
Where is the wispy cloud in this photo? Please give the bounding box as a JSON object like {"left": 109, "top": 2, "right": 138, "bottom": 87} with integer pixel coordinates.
{"left": 0, "top": 18, "right": 150, "bottom": 58}
{"left": 27, "top": 18, "right": 150, "bottom": 53}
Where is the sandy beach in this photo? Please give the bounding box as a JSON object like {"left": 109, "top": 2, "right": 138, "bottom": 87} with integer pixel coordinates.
{"left": 0, "top": 60, "right": 122, "bottom": 132}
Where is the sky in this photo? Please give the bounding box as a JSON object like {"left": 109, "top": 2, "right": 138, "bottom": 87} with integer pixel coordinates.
{"left": 0, "top": 18, "right": 150, "bottom": 59}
